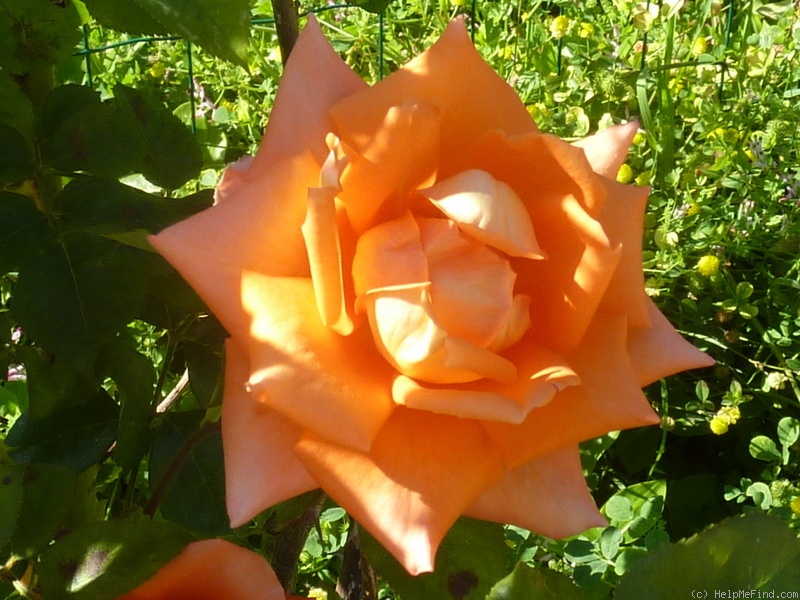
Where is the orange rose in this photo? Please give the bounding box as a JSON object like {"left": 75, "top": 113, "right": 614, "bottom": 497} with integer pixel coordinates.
{"left": 118, "top": 539, "right": 298, "bottom": 599}
{"left": 150, "top": 17, "right": 712, "bottom": 575}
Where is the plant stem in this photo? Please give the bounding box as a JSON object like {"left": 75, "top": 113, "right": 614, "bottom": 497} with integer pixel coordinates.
{"left": 337, "top": 522, "right": 377, "bottom": 600}
{"left": 271, "top": 0, "right": 299, "bottom": 65}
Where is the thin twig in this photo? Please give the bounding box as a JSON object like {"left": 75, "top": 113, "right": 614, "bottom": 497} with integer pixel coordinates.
{"left": 156, "top": 369, "right": 189, "bottom": 413}
{"left": 143, "top": 421, "right": 221, "bottom": 517}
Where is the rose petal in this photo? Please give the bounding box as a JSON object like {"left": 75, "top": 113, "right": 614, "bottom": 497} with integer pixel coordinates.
{"left": 628, "top": 298, "right": 715, "bottom": 386}
{"left": 540, "top": 135, "right": 608, "bottom": 215}
{"left": 293, "top": 407, "right": 505, "bottom": 575}
{"left": 482, "top": 313, "right": 661, "bottom": 468}
{"left": 335, "top": 101, "right": 441, "bottom": 234}
{"left": 573, "top": 121, "right": 639, "bottom": 179}
{"left": 364, "top": 284, "right": 517, "bottom": 384}
{"left": 418, "top": 218, "right": 522, "bottom": 348}
{"left": 466, "top": 446, "right": 607, "bottom": 538}
{"left": 329, "top": 18, "right": 537, "bottom": 180}
{"left": 119, "top": 539, "right": 285, "bottom": 600}
{"left": 222, "top": 340, "right": 318, "bottom": 527}
{"left": 420, "top": 169, "right": 544, "bottom": 259}
{"left": 302, "top": 186, "right": 355, "bottom": 335}
{"left": 392, "top": 342, "right": 578, "bottom": 423}
{"left": 485, "top": 293, "right": 532, "bottom": 352}
{"left": 352, "top": 212, "right": 429, "bottom": 299}
{"left": 242, "top": 271, "right": 395, "bottom": 451}
{"left": 253, "top": 15, "right": 367, "bottom": 168}
{"left": 214, "top": 155, "right": 254, "bottom": 205}
{"left": 149, "top": 152, "right": 319, "bottom": 341}
{"left": 597, "top": 178, "right": 652, "bottom": 327}
{"left": 466, "top": 131, "right": 622, "bottom": 351}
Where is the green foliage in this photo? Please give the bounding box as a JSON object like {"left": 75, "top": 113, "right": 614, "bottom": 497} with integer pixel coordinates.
{"left": 361, "top": 518, "right": 508, "bottom": 600}
{"left": 0, "top": 0, "right": 799, "bottom": 598}
{"left": 617, "top": 513, "right": 800, "bottom": 598}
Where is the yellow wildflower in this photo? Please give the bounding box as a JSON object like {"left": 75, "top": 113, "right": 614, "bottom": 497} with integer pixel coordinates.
{"left": 710, "top": 417, "right": 729, "bottom": 435}
{"left": 617, "top": 163, "right": 634, "bottom": 184}
{"left": 550, "top": 15, "right": 570, "bottom": 39}
{"left": 696, "top": 255, "right": 720, "bottom": 276}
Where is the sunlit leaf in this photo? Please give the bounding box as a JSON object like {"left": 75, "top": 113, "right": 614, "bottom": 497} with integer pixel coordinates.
{"left": 81, "top": 0, "right": 169, "bottom": 35}
{"left": 0, "top": 0, "right": 81, "bottom": 74}
{"left": 135, "top": 0, "right": 251, "bottom": 66}
{"left": 616, "top": 513, "right": 800, "bottom": 598}
{"left": 487, "top": 562, "right": 585, "bottom": 600}
{"left": 39, "top": 520, "right": 193, "bottom": 600}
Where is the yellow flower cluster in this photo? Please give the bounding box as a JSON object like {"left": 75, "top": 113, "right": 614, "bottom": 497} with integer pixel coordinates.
{"left": 710, "top": 406, "right": 741, "bottom": 435}
{"left": 696, "top": 255, "right": 720, "bottom": 276}
{"left": 550, "top": 15, "right": 570, "bottom": 39}
{"left": 616, "top": 163, "right": 634, "bottom": 184}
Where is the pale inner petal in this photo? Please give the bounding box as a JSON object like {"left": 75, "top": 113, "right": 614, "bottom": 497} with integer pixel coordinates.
{"left": 364, "top": 284, "right": 517, "bottom": 384}
{"left": 417, "top": 217, "right": 528, "bottom": 349}
{"left": 420, "top": 169, "right": 544, "bottom": 259}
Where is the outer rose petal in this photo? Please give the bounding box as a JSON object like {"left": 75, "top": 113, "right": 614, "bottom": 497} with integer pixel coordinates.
{"left": 573, "top": 121, "right": 639, "bottom": 179}
{"left": 330, "top": 19, "right": 537, "bottom": 180}
{"left": 222, "top": 340, "right": 318, "bottom": 527}
{"left": 242, "top": 271, "right": 395, "bottom": 452}
{"left": 149, "top": 15, "right": 366, "bottom": 341}
{"left": 118, "top": 539, "right": 286, "bottom": 600}
{"left": 149, "top": 153, "right": 318, "bottom": 341}
{"left": 466, "top": 446, "right": 607, "bottom": 537}
{"left": 596, "top": 178, "right": 652, "bottom": 327}
{"left": 482, "top": 313, "right": 661, "bottom": 468}
{"left": 628, "top": 298, "right": 715, "bottom": 386}
{"left": 293, "top": 407, "right": 505, "bottom": 575}
{"left": 337, "top": 101, "right": 441, "bottom": 234}
{"left": 253, "top": 15, "right": 367, "bottom": 167}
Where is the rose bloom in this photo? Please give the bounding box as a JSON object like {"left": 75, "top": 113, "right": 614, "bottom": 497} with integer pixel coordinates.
{"left": 118, "top": 539, "right": 302, "bottom": 600}
{"left": 150, "top": 17, "right": 713, "bottom": 574}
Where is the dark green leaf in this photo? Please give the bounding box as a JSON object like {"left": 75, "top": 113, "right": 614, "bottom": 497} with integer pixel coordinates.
{"left": 49, "top": 99, "right": 144, "bottom": 178}
{"left": 7, "top": 464, "right": 78, "bottom": 557}
{"left": 487, "top": 562, "right": 585, "bottom": 600}
{"left": 184, "top": 317, "right": 226, "bottom": 408}
{"left": 0, "top": 69, "right": 34, "bottom": 137}
{"left": 6, "top": 389, "right": 119, "bottom": 472}
{"left": 149, "top": 412, "right": 229, "bottom": 534}
{"left": 12, "top": 233, "right": 146, "bottom": 376}
{"left": 617, "top": 514, "right": 800, "bottom": 598}
{"left": 13, "top": 345, "right": 94, "bottom": 420}
{"left": 135, "top": 0, "right": 250, "bottom": 66}
{"left": 39, "top": 520, "right": 193, "bottom": 600}
{"left": 42, "top": 85, "right": 102, "bottom": 134}
{"left": 0, "top": 123, "right": 35, "bottom": 183}
{"left": 0, "top": 464, "right": 24, "bottom": 550}
{"left": 113, "top": 85, "right": 203, "bottom": 189}
{"left": 81, "top": 0, "right": 169, "bottom": 35}
{"left": 361, "top": 517, "right": 507, "bottom": 600}
{"left": 57, "top": 178, "right": 213, "bottom": 243}
{"left": 350, "top": 0, "right": 394, "bottom": 13}
{"left": 0, "top": 0, "right": 81, "bottom": 74}
{"left": 97, "top": 339, "right": 155, "bottom": 471}
{"left": 0, "top": 191, "right": 48, "bottom": 273}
